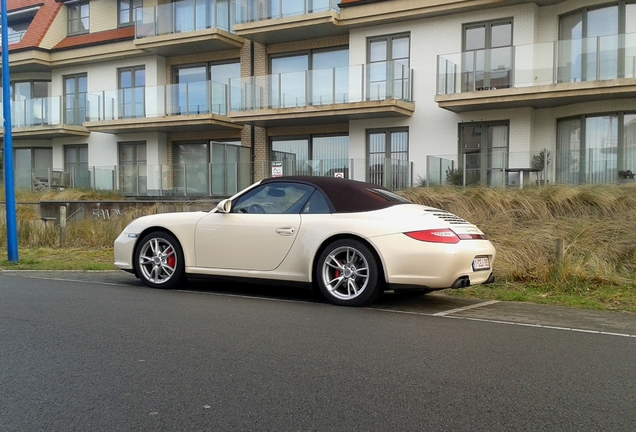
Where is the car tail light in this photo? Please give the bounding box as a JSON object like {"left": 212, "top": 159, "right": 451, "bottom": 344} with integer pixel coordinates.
{"left": 405, "top": 229, "right": 460, "bottom": 244}
{"left": 457, "top": 233, "right": 487, "bottom": 240}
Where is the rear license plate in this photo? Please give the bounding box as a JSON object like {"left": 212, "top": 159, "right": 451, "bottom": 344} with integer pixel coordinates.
{"left": 472, "top": 257, "right": 490, "bottom": 271}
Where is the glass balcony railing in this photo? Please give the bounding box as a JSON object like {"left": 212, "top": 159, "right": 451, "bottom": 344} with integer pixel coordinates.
{"left": 85, "top": 81, "right": 230, "bottom": 121}
{"left": 235, "top": 0, "right": 339, "bottom": 24}
{"left": 4, "top": 158, "right": 416, "bottom": 194}
{"left": 437, "top": 32, "right": 636, "bottom": 95}
{"left": 135, "top": 0, "right": 235, "bottom": 39}
{"left": 0, "top": 96, "right": 64, "bottom": 128}
{"left": 425, "top": 147, "right": 636, "bottom": 187}
{"left": 230, "top": 61, "right": 413, "bottom": 111}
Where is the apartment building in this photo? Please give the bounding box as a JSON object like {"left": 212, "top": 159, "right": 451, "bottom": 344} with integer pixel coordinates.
{"left": 1, "top": 0, "right": 635, "bottom": 196}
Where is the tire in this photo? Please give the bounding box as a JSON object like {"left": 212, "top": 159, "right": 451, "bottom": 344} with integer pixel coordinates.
{"left": 135, "top": 231, "right": 185, "bottom": 290}
{"left": 315, "top": 239, "right": 382, "bottom": 307}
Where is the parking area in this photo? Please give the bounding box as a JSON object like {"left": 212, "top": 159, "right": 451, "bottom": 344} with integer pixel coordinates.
{"left": 3, "top": 270, "right": 636, "bottom": 337}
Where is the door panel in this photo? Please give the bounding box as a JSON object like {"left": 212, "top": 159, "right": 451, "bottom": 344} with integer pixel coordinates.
{"left": 194, "top": 213, "right": 300, "bottom": 271}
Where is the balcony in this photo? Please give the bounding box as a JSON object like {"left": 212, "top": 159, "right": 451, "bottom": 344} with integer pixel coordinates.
{"left": 134, "top": 0, "right": 243, "bottom": 56}
{"left": 228, "top": 61, "right": 415, "bottom": 126}
{"left": 233, "top": 0, "right": 343, "bottom": 44}
{"left": 0, "top": 96, "right": 89, "bottom": 139}
{"left": 84, "top": 81, "right": 241, "bottom": 134}
{"left": 436, "top": 33, "right": 636, "bottom": 112}
{"left": 425, "top": 147, "right": 636, "bottom": 188}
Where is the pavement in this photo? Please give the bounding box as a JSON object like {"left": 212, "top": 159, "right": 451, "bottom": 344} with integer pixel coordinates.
{"left": 2, "top": 269, "right": 636, "bottom": 337}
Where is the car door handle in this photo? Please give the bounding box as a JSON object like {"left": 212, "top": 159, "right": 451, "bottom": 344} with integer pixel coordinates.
{"left": 276, "top": 227, "right": 295, "bottom": 236}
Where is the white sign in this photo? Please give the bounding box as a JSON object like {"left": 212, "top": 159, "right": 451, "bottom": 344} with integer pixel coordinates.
{"left": 334, "top": 172, "right": 344, "bottom": 178}
{"left": 272, "top": 161, "right": 283, "bottom": 177}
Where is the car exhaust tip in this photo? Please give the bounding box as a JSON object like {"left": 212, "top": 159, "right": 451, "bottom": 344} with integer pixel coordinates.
{"left": 451, "top": 276, "right": 470, "bottom": 289}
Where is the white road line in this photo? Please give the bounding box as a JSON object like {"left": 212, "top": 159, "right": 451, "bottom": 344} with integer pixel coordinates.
{"left": 432, "top": 300, "right": 500, "bottom": 316}
{"left": 3, "top": 273, "right": 636, "bottom": 339}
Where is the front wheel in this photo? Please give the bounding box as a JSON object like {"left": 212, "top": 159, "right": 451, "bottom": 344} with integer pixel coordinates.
{"left": 135, "top": 231, "right": 185, "bottom": 290}
{"left": 315, "top": 239, "right": 382, "bottom": 307}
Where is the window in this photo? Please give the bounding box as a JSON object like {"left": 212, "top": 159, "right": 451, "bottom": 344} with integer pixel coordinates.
{"left": 68, "top": 1, "right": 89, "bottom": 35}
{"left": 173, "top": 61, "right": 240, "bottom": 115}
{"left": 368, "top": 34, "right": 410, "bottom": 100}
{"left": 270, "top": 47, "right": 349, "bottom": 107}
{"left": 64, "top": 74, "right": 87, "bottom": 125}
{"left": 271, "top": 135, "right": 349, "bottom": 177}
{"left": 559, "top": 2, "right": 636, "bottom": 82}
{"left": 459, "top": 122, "right": 508, "bottom": 186}
{"left": 119, "top": 66, "right": 145, "bottom": 118}
{"left": 367, "top": 129, "right": 409, "bottom": 189}
{"left": 119, "top": 142, "right": 147, "bottom": 195}
{"left": 118, "top": 0, "right": 142, "bottom": 27}
{"left": 462, "top": 19, "right": 513, "bottom": 91}
{"left": 557, "top": 113, "right": 636, "bottom": 184}
{"left": 174, "top": 142, "right": 210, "bottom": 196}
{"left": 65, "top": 145, "right": 89, "bottom": 188}
{"left": 231, "top": 183, "right": 315, "bottom": 214}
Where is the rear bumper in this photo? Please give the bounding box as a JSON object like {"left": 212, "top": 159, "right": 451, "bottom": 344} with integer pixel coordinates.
{"left": 370, "top": 234, "right": 496, "bottom": 289}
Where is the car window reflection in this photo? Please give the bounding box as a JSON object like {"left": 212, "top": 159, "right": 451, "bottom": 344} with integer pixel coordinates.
{"left": 232, "top": 183, "right": 315, "bottom": 214}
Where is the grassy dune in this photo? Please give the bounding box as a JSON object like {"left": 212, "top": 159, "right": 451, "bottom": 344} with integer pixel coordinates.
{"left": 400, "top": 184, "right": 636, "bottom": 311}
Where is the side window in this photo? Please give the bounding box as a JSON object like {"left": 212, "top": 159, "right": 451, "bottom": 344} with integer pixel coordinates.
{"left": 232, "top": 183, "right": 314, "bottom": 214}
{"left": 302, "top": 191, "right": 332, "bottom": 214}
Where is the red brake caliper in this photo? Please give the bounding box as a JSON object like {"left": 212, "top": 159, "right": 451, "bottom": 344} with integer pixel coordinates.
{"left": 166, "top": 247, "right": 175, "bottom": 268}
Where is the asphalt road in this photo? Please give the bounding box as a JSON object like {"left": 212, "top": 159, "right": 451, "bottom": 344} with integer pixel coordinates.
{"left": 2, "top": 271, "right": 636, "bottom": 431}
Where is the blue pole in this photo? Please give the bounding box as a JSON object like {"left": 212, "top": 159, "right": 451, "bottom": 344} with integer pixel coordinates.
{"left": 2, "top": 0, "right": 19, "bottom": 262}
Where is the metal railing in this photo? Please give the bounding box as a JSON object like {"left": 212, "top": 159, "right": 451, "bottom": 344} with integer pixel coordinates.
{"left": 235, "top": 0, "right": 339, "bottom": 23}
{"left": 230, "top": 61, "right": 413, "bottom": 111}
{"left": 437, "top": 32, "right": 636, "bottom": 95}
{"left": 135, "top": 0, "right": 235, "bottom": 38}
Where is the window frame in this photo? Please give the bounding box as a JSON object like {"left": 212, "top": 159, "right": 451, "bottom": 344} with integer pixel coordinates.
{"left": 118, "top": 0, "right": 143, "bottom": 28}
{"left": 67, "top": 1, "right": 90, "bottom": 36}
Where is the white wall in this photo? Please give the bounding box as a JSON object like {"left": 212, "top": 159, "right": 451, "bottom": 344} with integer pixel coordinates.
{"left": 347, "top": 0, "right": 629, "bottom": 181}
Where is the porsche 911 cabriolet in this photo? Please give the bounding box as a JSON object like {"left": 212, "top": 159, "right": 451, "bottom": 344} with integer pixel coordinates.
{"left": 114, "top": 176, "right": 495, "bottom": 306}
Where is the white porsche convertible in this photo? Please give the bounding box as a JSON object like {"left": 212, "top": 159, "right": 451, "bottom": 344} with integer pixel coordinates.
{"left": 114, "top": 176, "right": 495, "bottom": 306}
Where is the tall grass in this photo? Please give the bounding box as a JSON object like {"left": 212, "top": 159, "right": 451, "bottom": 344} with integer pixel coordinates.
{"left": 1, "top": 184, "right": 636, "bottom": 287}
{"left": 400, "top": 184, "right": 636, "bottom": 286}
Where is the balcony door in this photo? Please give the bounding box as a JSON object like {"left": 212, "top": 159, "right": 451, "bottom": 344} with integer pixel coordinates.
{"left": 119, "top": 66, "right": 145, "bottom": 119}
{"left": 65, "top": 145, "right": 89, "bottom": 188}
{"left": 119, "top": 142, "right": 147, "bottom": 195}
{"left": 64, "top": 74, "right": 87, "bottom": 125}
{"left": 368, "top": 34, "right": 410, "bottom": 100}
{"left": 462, "top": 20, "right": 512, "bottom": 91}
{"left": 367, "top": 129, "right": 409, "bottom": 190}
{"left": 460, "top": 122, "right": 508, "bottom": 186}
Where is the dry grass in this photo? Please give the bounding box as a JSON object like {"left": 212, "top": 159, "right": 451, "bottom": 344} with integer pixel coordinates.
{"left": 400, "top": 183, "right": 636, "bottom": 286}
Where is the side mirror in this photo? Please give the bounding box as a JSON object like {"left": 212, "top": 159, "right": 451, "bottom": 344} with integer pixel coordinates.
{"left": 215, "top": 199, "right": 232, "bottom": 214}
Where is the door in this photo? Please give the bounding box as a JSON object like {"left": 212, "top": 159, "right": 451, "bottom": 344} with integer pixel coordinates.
{"left": 463, "top": 20, "right": 512, "bottom": 91}
{"left": 460, "top": 122, "right": 509, "bottom": 186}
{"left": 119, "top": 67, "right": 145, "bottom": 119}
{"left": 64, "top": 74, "right": 87, "bottom": 125}
{"left": 65, "top": 145, "right": 89, "bottom": 188}
{"left": 194, "top": 182, "right": 313, "bottom": 270}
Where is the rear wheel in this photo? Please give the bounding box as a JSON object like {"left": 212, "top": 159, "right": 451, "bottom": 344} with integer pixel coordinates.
{"left": 135, "top": 231, "right": 185, "bottom": 289}
{"left": 316, "top": 239, "right": 382, "bottom": 306}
